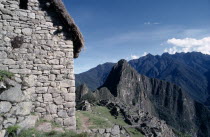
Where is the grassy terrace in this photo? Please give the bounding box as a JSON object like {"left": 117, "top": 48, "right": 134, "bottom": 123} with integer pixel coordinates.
{"left": 19, "top": 129, "right": 88, "bottom": 137}
{"left": 76, "top": 105, "right": 144, "bottom": 137}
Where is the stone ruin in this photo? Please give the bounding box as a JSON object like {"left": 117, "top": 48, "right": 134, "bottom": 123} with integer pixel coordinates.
{"left": 0, "top": 0, "right": 84, "bottom": 133}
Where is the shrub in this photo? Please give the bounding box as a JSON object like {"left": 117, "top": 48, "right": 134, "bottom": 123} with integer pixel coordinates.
{"left": 6, "top": 125, "right": 20, "bottom": 137}
{"left": 0, "top": 70, "right": 14, "bottom": 81}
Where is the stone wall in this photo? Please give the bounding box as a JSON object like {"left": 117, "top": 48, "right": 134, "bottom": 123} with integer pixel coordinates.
{"left": 0, "top": 0, "right": 76, "bottom": 130}
{"left": 77, "top": 125, "right": 131, "bottom": 137}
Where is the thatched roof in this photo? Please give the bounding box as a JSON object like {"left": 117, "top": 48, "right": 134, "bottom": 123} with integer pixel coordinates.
{"left": 50, "top": 0, "right": 84, "bottom": 58}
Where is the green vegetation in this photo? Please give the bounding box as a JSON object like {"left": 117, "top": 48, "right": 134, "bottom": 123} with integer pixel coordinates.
{"left": 92, "top": 106, "right": 128, "bottom": 126}
{"left": 0, "top": 70, "right": 14, "bottom": 81}
{"left": 18, "top": 128, "right": 88, "bottom": 137}
{"left": 76, "top": 112, "right": 83, "bottom": 130}
{"left": 76, "top": 106, "right": 144, "bottom": 136}
{"left": 35, "top": 119, "right": 48, "bottom": 126}
{"left": 77, "top": 109, "right": 112, "bottom": 129}
{"left": 76, "top": 106, "right": 128, "bottom": 129}
{"left": 35, "top": 118, "right": 60, "bottom": 128}
{"left": 6, "top": 125, "right": 20, "bottom": 137}
{"left": 125, "top": 128, "right": 144, "bottom": 137}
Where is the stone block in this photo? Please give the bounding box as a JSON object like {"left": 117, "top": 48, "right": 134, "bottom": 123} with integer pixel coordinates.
{"left": 37, "top": 96, "right": 43, "bottom": 102}
{"left": 52, "top": 65, "right": 64, "bottom": 69}
{"left": 23, "top": 75, "right": 36, "bottom": 87}
{"left": 0, "top": 51, "right": 7, "bottom": 59}
{"left": 0, "top": 101, "right": 12, "bottom": 113}
{"left": 22, "top": 28, "right": 32, "bottom": 36}
{"left": 48, "top": 87, "right": 60, "bottom": 93}
{"left": 63, "top": 117, "right": 76, "bottom": 126}
{"left": 49, "top": 74, "right": 56, "bottom": 81}
{"left": 16, "top": 102, "right": 32, "bottom": 116}
{"left": 3, "top": 118, "right": 16, "bottom": 128}
{"left": 2, "top": 15, "right": 12, "bottom": 20}
{"left": 14, "top": 29, "right": 21, "bottom": 34}
{"left": 18, "top": 11, "right": 27, "bottom": 16}
{"left": 28, "top": 13, "right": 35, "bottom": 19}
{"left": 64, "top": 102, "right": 75, "bottom": 108}
{"left": 2, "top": 59, "right": 15, "bottom": 65}
{"left": 38, "top": 75, "right": 48, "bottom": 82}
{"left": 58, "top": 110, "right": 68, "bottom": 118}
{"left": 49, "top": 59, "right": 59, "bottom": 65}
{"left": 10, "top": 69, "right": 31, "bottom": 74}
{"left": 51, "top": 70, "right": 60, "bottom": 74}
{"left": 54, "top": 96, "right": 63, "bottom": 105}
{"left": 67, "top": 108, "right": 75, "bottom": 117}
{"left": 47, "top": 104, "right": 57, "bottom": 114}
{"left": 99, "top": 129, "right": 105, "bottom": 134}
{"left": 0, "top": 83, "right": 24, "bottom": 103}
{"left": 38, "top": 65, "right": 52, "bottom": 71}
{"left": 60, "top": 80, "right": 72, "bottom": 88}
{"left": 54, "top": 51, "right": 65, "bottom": 57}
{"left": 18, "top": 115, "right": 39, "bottom": 130}
{"left": 43, "top": 94, "right": 53, "bottom": 102}
{"left": 35, "top": 107, "right": 46, "bottom": 113}
{"left": 69, "top": 87, "right": 75, "bottom": 93}
{"left": 36, "top": 87, "right": 48, "bottom": 93}
{"left": 111, "top": 125, "right": 120, "bottom": 135}
{"left": 64, "top": 93, "right": 75, "bottom": 102}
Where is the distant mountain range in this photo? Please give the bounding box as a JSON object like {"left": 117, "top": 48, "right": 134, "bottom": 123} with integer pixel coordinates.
{"left": 75, "top": 52, "right": 210, "bottom": 106}
{"left": 76, "top": 62, "right": 114, "bottom": 90}
{"left": 77, "top": 59, "right": 210, "bottom": 137}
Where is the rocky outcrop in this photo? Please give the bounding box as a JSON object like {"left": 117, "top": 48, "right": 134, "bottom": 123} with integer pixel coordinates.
{"left": 97, "top": 59, "right": 210, "bottom": 137}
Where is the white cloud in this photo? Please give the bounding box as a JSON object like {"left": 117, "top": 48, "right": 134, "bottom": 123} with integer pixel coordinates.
{"left": 130, "top": 52, "right": 148, "bottom": 60}
{"left": 131, "top": 55, "right": 140, "bottom": 59}
{"left": 142, "top": 52, "right": 148, "bottom": 56}
{"left": 144, "top": 22, "right": 151, "bottom": 25}
{"left": 144, "top": 22, "right": 160, "bottom": 25}
{"left": 165, "top": 37, "right": 210, "bottom": 55}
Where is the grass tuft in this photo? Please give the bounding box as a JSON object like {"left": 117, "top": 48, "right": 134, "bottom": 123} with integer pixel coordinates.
{"left": 6, "top": 125, "right": 20, "bottom": 137}
{"left": 0, "top": 70, "right": 14, "bottom": 81}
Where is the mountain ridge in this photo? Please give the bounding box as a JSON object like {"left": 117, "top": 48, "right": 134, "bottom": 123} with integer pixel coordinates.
{"left": 75, "top": 52, "right": 210, "bottom": 105}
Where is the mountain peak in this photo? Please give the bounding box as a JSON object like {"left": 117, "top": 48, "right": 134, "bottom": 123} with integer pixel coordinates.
{"left": 102, "top": 59, "right": 138, "bottom": 97}
{"left": 115, "top": 59, "right": 128, "bottom": 67}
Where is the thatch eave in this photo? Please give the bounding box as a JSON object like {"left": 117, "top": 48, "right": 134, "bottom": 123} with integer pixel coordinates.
{"left": 49, "top": 0, "right": 84, "bottom": 58}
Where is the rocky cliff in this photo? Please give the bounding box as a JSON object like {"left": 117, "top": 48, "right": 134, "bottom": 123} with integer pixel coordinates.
{"left": 97, "top": 59, "right": 210, "bottom": 137}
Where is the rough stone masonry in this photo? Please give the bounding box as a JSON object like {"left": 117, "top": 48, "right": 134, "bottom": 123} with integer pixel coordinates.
{"left": 0, "top": 0, "right": 84, "bottom": 131}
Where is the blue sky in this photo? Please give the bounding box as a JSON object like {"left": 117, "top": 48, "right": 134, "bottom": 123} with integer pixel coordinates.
{"left": 63, "top": 0, "right": 210, "bottom": 73}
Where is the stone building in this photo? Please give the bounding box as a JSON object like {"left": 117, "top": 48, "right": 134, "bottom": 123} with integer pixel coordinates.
{"left": 0, "top": 0, "right": 84, "bottom": 131}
